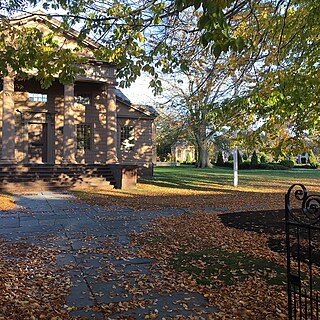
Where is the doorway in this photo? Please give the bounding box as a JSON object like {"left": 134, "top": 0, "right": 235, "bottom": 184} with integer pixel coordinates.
{"left": 28, "top": 123, "right": 48, "bottom": 163}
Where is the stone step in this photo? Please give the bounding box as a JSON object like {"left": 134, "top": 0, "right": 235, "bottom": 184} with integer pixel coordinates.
{"left": 0, "top": 171, "right": 114, "bottom": 177}
{"left": 0, "top": 164, "right": 116, "bottom": 191}
{"left": 0, "top": 179, "right": 114, "bottom": 192}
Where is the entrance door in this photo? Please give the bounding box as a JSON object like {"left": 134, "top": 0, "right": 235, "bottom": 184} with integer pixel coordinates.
{"left": 28, "top": 123, "right": 48, "bottom": 163}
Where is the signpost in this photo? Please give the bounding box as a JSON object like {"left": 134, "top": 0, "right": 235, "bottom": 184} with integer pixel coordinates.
{"left": 233, "top": 146, "right": 238, "bottom": 187}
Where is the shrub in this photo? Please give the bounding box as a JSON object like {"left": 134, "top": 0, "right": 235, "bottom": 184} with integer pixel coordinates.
{"left": 260, "top": 154, "right": 267, "bottom": 163}
{"left": 251, "top": 150, "right": 259, "bottom": 168}
{"left": 279, "top": 159, "right": 295, "bottom": 168}
{"left": 216, "top": 151, "right": 224, "bottom": 166}
{"left": 223, "top": 161, "right": 233, "bottom": 168}
{"left": 165, "top": 153, "right": 173, "bottom": 162}
{"left": 289, "top": 154, "right": 296, "bottom": 164}
{"left": 228, "top": 154, "right": 233, "bottom": 161}
{"left": 258, "top": 163, "right": 289, "bottom": 170}
{"left": 185, "top": 152, "right": 192, "bottom": 164}
{"left": 237, "top": 150, "right": 243, "bottom": 164}
{"left": 308, "top": 150, "right": 319, "bottom": 168}
{"left": 239, "top": 161, "right": 251, "bottom": 170}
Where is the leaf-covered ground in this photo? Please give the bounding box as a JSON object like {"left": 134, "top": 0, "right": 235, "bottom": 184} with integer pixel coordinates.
{"left": 0, "top": 193, "right": 15, "bottom": 211}
{"left": 130, "top": 210, "right": 289, "bottom": 319}
{"left": 74, "top": 167, "right": 320, "bottom": 318}
{"left": 0, "top": 240, "right": 70, "bottom": 320}
{"left": 1, "top": 167, "right": 319, "bottom": 319}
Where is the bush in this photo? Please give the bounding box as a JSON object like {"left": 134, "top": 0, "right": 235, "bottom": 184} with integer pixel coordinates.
{"left": 228, "top": 154, "right": 233, "bottom": 161}
{"left": 223, "top": 161, "right": 233, "bottom": 168}
{"left": 258, "top": 163, "right": 289, "bottom": 170}
{"left": 289, "top": 154, "right": 296, "bottom": 164}
{"left": 237, "top": 150, "right": 243, "bottom": 164}
{"left": 260, "top": 154, "right": 267, "bottom": 163}
{"left": 308, "top": 150, "right": 319, "bottom": 168}
{"left": 251, "top": 150, "right": 259, "bottom": 168}
{"left": 185, "top": 152, "right": 192, "bottom": 164}
{"left": 239, "top": 161, "right": 251, "bottom": 170}
{"left": 216, "top": 151, "right": 224, "bottom": 166}
{"left": 294, "top": 164, "right": 317, "bottom": 169}
{"left": 279, "top": 159, "right": 295, "bottom": 168}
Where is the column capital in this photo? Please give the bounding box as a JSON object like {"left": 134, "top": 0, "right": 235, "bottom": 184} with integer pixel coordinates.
{"left": 101, "top": 83, "right": 116, "bottom": 94}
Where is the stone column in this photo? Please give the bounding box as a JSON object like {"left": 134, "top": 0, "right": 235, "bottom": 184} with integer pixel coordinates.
{"left": 62, "top": 84, "right": 76, "bottom": 163}
{"left": 105, "top": 84, "right": 118, "bottom": 164}
{"left": 1, "top": 75, "right": 16, "bottom": 164}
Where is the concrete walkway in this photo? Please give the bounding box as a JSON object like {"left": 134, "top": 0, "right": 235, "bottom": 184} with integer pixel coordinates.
{"left": 0, "top": 191, "right": 217, "bottom": 319}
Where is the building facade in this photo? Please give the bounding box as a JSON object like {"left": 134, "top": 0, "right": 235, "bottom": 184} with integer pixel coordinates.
{"left": 0, "top": 13, "right": 156, "bottom": 177}
{"left": 171, "top": 141, "right": 196, "bottom": 163}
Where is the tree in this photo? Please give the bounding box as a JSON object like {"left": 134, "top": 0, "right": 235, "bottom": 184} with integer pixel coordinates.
{"left": 308, "top": 150, "right": 318, "bottom": 169}
{"left": 155, "top": 109, "right": 188, "bottom": 161}
{"left": 2, "top": 0, "right": 319, "bottom": 156}
{"left": 2, "top": 1, "right": 319, "bottom": 92}
{"left": 225, "top": 1, "right": 320, "bottom": 149}
{"left": 0, "top": 15, "right": 84, "bottom": 87}
{"left": 1, "top": 0, "right": 246, "bottom": 91}
{"left": 216, "top": 151, "right": 224, "bottom": 167}
{"left": 155, "top": 4, "right": 259, "bottom": 168}
{"left": 251, "top": 150, "right": 258, "bottom": 169}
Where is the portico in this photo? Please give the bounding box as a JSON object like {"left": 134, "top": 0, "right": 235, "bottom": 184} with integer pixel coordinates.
{"left": 0, "top": 12, "right": 156, "bottom": 191}
{"left": 0, "top": 61, "right": 120, "bottom": 166}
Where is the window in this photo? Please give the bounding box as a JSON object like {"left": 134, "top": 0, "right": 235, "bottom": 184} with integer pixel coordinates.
{"left": 77, "top": 124, "right": 91, "bottom": 150}
{"left": 120, "top": 126, "right": 134, "bottom": 151}
{"left": 28, "top": 93, "right": 47, "bottom": 102}
{"left": 75, "top": 94, "right": 91, "bottom": 106}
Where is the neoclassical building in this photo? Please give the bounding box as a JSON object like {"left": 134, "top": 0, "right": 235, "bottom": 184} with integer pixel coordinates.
{"left": 171, "top": 141, "right": 196, "bottom": 163}
{"left": 0, "top": 13, "right": 156, "bottom": 189}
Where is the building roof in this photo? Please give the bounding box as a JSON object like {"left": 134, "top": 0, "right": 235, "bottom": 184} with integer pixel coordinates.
{"left": 172, "top": 141, "right": 195, "bottom": 148}
{"left": 11, "top": 11, "right": 99, "bottom": 50}
{"left": 116, "top": 89, "right": 158, "bottom": 118}
{"left": 10, "top": 11, "right": 117, "bottom": 67}
{"left": 115, "top": 89, "right": 131, "bottom": 104}
{"left": 11, "top": 11, "right": 157, "bottom": 117}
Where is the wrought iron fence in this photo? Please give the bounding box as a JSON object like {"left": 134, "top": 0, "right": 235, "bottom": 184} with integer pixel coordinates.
{"left": 286, "top": 184, "right": 320, "bottom": 319}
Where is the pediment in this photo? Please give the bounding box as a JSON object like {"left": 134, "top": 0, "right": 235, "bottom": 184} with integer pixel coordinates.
{"left": 11, "top": 11, "right": 97, "bottom": 59}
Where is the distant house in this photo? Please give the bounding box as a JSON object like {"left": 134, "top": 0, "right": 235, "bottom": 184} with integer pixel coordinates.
{"left": 296, "top": 153, "right": 309, "bottom": 164}
{"left": 171, "top": 141, "right": 196, "bottom": 163}
{"left": 0, "top": 12, "right": 157, "bottom": 189}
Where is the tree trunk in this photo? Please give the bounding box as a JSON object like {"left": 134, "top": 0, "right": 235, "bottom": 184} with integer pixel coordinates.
{"left": 195, "top": 122, "right": 212, "bottom": 168}
{"left": 196, "top": 141, "right": 212, "bottom": 168}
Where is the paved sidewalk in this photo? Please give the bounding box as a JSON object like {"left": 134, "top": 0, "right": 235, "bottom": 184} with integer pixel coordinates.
{"left": 0, "top": 191, "right": 217, "bottom": 319}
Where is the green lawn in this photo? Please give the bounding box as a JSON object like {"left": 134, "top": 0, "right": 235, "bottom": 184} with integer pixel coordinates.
{"left": 74, "top": 165, "right": 320, "bottom": 211}
{"left": 170, "top": 247, "right": 287, "bottom": 287}
{"left": 146, "top": 165, "right": 320, "bottom": 191}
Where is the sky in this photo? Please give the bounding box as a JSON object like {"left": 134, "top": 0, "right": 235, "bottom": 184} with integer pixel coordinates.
{"left": 121, "top": 74, "right": 158, "bottom": 106}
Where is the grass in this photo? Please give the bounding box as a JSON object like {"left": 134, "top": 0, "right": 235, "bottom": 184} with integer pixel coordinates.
{"left": 170, "top": 247, "right": 287, "bottom": 287}
{"left": 74, "top": 165, "right": 320, "bottom": 211}
{"left": 147, "top": 165, "right": 320, "bottom": 191}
